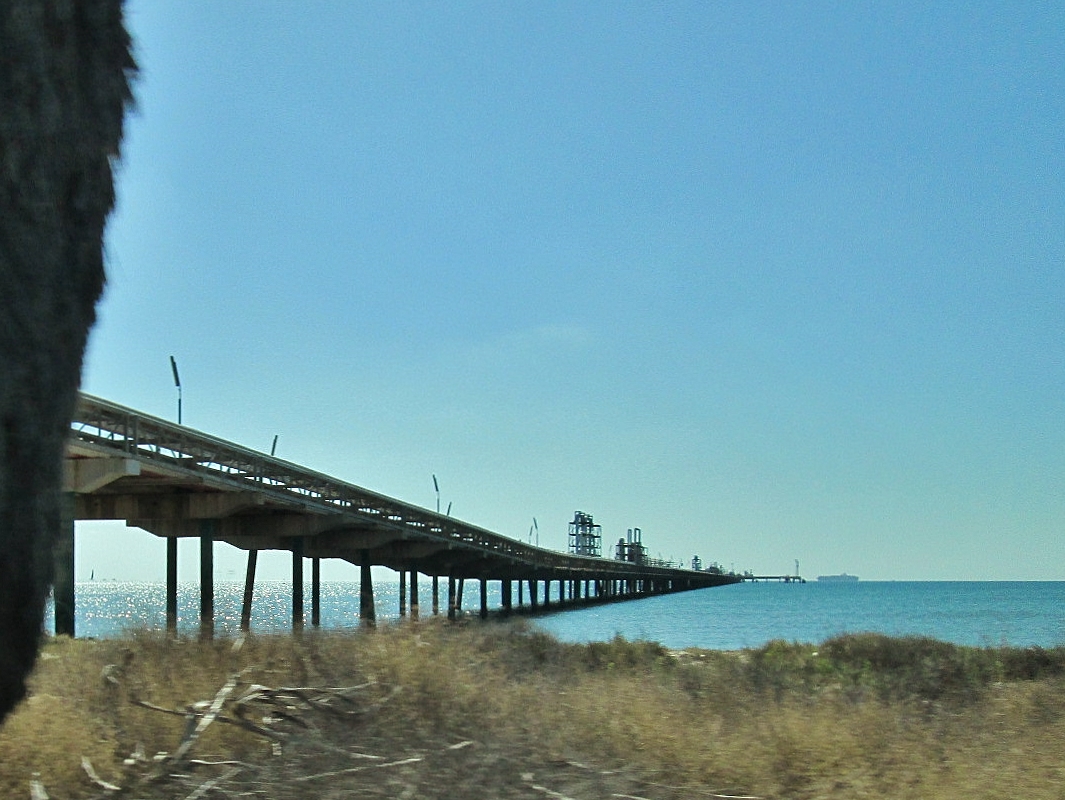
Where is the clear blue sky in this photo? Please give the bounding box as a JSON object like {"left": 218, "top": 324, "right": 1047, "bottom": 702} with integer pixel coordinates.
{"left": 77, "top": 1, "right": 1064, "bottom": 583}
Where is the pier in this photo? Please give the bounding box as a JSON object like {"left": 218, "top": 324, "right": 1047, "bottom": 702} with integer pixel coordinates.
{"left": 741, "top": 575, "right": 806, "bottom": 583}
{"left": 58, "top": 394, "right": 740, "bottom": 637}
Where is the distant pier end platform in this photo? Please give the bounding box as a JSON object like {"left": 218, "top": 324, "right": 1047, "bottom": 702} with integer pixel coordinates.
{"left": 741, "top": 574, "right": 806, "bottom": 583}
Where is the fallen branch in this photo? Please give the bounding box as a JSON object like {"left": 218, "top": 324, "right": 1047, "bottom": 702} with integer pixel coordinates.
{"left": 636, "top": 780, "right": 763, "bottom": 800}
{"left": 181, "top": 765, "right": 241, "bottom": 800}
{"left": 134, "top": 696, "right": 287, "bottom": 742}
{"left": 81, "top": 757, "right": 120, "bottom": 792}
{"left": 530, "top": 786, "right": 578, "bottom": 800}
{"left": 292, "top": 756, "right": 424, "bottom": 783}
{"left": 29, "top": 777, "right": 49, "bottom": 800}
{"left": 170, "top": 674, "right": 238, "bottom": 764}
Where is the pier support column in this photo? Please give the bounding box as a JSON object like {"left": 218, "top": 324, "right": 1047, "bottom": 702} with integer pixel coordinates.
{"left": 311, "top": 557, "right": 321, "bottom": 628}
{"left": 359, "top": 554, "right": 375, "bottom": 627}
{"left": 199, "top": 523, "right": 214, "bottom": 640}
{"left": 480, "top": 577, "right": 489, "bottom": 619}
{"left": 410, "top": 570, "right": 419, "bottom": 620}
{"left": 529, "top": 579, "right": 538, "bottom": 611}
{"left": 447, "top": 575, "right": 457, "bottom": 621}
{"left": 53, "top": 494, "right": 75, "bottom": 637}
{"left": 518, "top": 579, "right": 524, "bottom": 608}
{"left": 399, "top": 570, "right": 407, "bottom": 617}
{"left": 166, "top": 537, "right": 178, "bottom": 633}
{"left": 501, "top": 579, "right": 512, "bottom": 616}
{"left": 291, "top": 537, "right": 304, "bottom": 632}
{"left": 432, "top": 575, "right": 439, "bottom": 615}
{"left": 240, "top": 549, "right": 258, "bottom": 632}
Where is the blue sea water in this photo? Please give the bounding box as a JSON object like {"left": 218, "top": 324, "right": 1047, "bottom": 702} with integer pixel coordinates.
{"left": 536, "top": 581, "right": 1065, "bottom": 650}
{"left": 44, "top": 580, "right": 1065, "bottom": 650}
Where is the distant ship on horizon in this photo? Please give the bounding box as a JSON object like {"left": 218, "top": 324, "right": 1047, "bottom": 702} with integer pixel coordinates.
{"left": 817, "top": 573, "right": 859, "bottom": 583}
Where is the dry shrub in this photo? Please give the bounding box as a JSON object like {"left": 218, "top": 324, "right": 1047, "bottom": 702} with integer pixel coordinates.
{"left": 0, "top": 691, "right": 116, "bottom": 798}
{"left": 2, "top": 623, "right": 1065, "bottom": 799}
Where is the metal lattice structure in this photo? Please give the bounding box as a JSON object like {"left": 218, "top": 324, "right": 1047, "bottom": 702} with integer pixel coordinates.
{"left": 615, "top": 527, "right": 648, "bottom": 566}
{"left": 567, "top": 511, "right": 602, "bottom": 557}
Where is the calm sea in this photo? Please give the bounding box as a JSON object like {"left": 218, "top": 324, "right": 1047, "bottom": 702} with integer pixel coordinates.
{"left": 44, "top": 580, "right": 1065, "bottom": 650}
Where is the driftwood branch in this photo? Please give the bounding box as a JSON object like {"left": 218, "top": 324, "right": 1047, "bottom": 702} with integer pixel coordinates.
{"left": 170, "top": 674, "right": 238, "bottom": 764}
{"left": 292, "top": 756, "right": 425, "bottom": 783}
{"left": 181, "top": 765, "right": 242, "bottom": 800}
{"left": 529, "top": 786, "right": 578, "bottom": 800}
{"left": 29, "top": 777, "right": 49, "bottom": 800}
{"left": 80, "top": 758, "right": 120, "bottom": 792}
{"left": 95, "top": 672, "right": 392, "bottom": 797}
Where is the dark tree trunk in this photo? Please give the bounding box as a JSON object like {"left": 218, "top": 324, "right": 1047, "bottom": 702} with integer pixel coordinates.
{"left": 0, "top": 0, "right": 134, "bottom": 723}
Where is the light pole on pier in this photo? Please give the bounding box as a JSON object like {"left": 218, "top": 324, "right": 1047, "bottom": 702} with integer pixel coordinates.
{"left": 169, "top": 355, "right": 182, "bottom": 425}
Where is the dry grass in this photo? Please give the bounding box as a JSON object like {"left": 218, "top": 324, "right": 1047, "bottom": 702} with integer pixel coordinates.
{"left": 2, "top": 623, "right": 1064, "bottom": 799}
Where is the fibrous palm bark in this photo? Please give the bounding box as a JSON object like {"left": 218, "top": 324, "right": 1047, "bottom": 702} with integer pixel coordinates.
{"left": 0, "top": 0, "right": 135, "bottom": 723}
